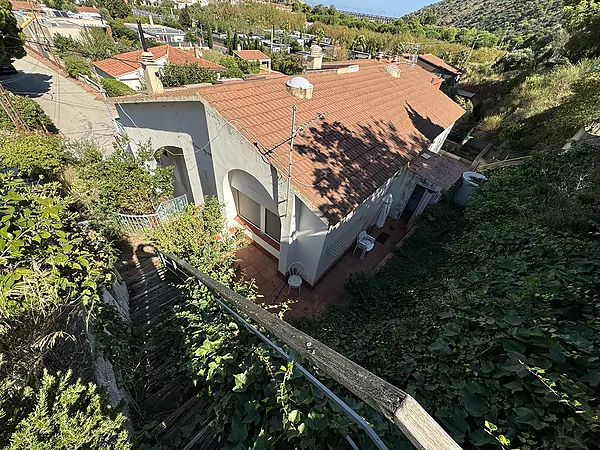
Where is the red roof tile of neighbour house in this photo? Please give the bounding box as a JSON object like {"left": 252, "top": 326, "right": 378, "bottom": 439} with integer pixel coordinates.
{"left": 197, "top": 59, "right": 465, "bottom": 224}
{"left": 93, "top": 45, "right": 226, "bottom": 77}
{"left": 233, "top": 50, "right": 271, "bottom": 61}
{"left": 10, "top": 1, "right": 42, "bottom": 10}
{"left": 76, "top": 6, "right": 99, "bottom": 13}
{"left": 418, "top": 53, "right": 462, "bottom": 76}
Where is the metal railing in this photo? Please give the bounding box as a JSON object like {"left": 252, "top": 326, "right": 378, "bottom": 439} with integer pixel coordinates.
{"left": 157, "top": 250, "right": 462, "bottom": 450}
{"left": 114, "top": 194, "right": 187, "bottom": 234}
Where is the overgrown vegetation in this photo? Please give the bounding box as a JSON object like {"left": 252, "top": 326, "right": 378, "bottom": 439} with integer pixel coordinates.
{"left": 100, "top": 78, "right": 136, "bottom": 97}
{"left": 147, "top": 200, "right": 407, "bottom": 448}
{"left": 160, "top": 62, "right": 218, "bottom": 87}
{"left": 0, "top": 0, "right": 26, "bottom": 64}
{"left": 295, "top": 141, "right": 600, "bottom": 449}
{"left": 0, "top": 173, "right": 130, "bottom": 447}
{"left": 0, "top": 133, "right": 64, "bottom": 179}
{"left": 406, "top": 0, "right": 563, "bottom": 48}
{"left": 0, "top": 95, "right": 54, "bottom": 132}
{"left": 68, "top": 141, "right": 173, "bottom": 217}
{"left": 474, "top": 63, "right": 600, "bottom": 157}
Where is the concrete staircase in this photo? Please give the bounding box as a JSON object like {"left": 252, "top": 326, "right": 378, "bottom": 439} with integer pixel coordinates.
{"left": 116, "top": 246, "right": 221, "bottom": 450}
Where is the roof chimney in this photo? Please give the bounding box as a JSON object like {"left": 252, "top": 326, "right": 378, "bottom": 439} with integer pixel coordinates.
{"left": 194, "top": 46, "right": 203, "bottom": 58}
{"left": 141, "top": 51, "right": 164, "bottom": 95}
{"left": 385, "top": 64, "right": 401, "bottom": 79}
{"left": 306, "top": 44, "right": 322, "bottom": 70}
{"left": 286, "top": 77, "right": 313, "bottom": 100}
{"left": 149, "top": 14, "right": 153, "bottom": 26}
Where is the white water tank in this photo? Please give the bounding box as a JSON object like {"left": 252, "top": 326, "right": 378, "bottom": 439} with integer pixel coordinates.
{"left": 454, "top": 172, "right": 487, "bottom": 206}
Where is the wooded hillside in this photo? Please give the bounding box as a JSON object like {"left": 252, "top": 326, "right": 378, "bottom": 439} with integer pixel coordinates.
{"left": 408, "top": 0, "right": 563, "bottom": 39}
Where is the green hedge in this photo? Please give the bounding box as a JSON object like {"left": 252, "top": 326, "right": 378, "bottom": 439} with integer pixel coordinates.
{"left": 101, "top": 77, "right": 136, "bottom": 97}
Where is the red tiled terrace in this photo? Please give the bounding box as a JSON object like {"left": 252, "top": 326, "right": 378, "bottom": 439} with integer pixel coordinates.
{"left": 234, "top": 217, "right": 409, "bottom": 318}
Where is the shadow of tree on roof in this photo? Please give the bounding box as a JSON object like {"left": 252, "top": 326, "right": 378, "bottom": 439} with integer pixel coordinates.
{"left": 294, "top": 117, "right": 430, "bottom": 225}
{"left": 404, "top": 104, "right": 445, "bottom": 142}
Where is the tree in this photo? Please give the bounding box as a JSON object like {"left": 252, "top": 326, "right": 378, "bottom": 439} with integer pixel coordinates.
{"left": 64, "top": 54, "right": 92, "bottom": 77}
{"left": 179, "top": 5, "right": 192, "bottom": 28}
{"left": 0, "top": 0, "right": 26, "bottom": 64}
{"left": 207, "top": 25, "right": 214, "bottom": 48}
{"left": 160, "top": 62, "right": 218, "bottom": 87}
{"left": 271, "top": 52, "right": 304, "bottom": 75}
{"left": 232, "top": 31, "right": 239, "bottom": 51}
{"left": 78, "top": 27, "right": 117, "bottom": 61}
{"left": 563, "top": 0, "right": 600, "bottom": 60}
{"left": 95, "top": 0, "right": 130, "bottom": 19}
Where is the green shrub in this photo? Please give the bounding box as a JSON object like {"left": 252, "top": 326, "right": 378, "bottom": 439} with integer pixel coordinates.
{"left": 100, "top": 77, "right": 135, "bottom": 97}
{"left": 69, "top": 141, "right": 173, "bottom": 216}
{"left": 0, "top": 371, "right": 130, "bottom": 449}
{"left": 160, "top": 62, "right": 218, "bottom": 87}
{"left": 0, "top": 95, "right": 54, "bottom": 132}
{"left": 64, "top": 54, "right": 92, "bottom": 78}
{"left": 0, "top": 133, "right": 65, "bottom": 179}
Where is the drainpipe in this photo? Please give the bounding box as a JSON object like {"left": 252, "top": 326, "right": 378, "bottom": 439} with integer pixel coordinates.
{"left": 285, "top": 104, "right": 297, "bottom": 218}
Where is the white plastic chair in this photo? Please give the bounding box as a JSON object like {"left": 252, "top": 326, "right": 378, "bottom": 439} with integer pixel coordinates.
{"left": 287, "top": 262, "right": 304, "bottom": 294}
{"left": 353, "top": 231, "right": 375, "bottom": 260}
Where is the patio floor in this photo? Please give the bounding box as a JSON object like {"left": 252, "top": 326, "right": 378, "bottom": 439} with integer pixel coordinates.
{"left": 234, "top": 217, "right": 409, "bottom": 318}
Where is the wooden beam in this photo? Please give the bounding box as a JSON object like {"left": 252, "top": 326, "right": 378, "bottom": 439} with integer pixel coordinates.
{"left": 159, "top": 251, "right": 462, "bottom": 450}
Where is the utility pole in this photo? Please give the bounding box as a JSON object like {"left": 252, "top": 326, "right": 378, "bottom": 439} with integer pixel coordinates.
{"left": 284, "top": 106, "right": 327, "bottom": 216}
{"left": 462, "top": 33, "right": 479, "bottom": 67}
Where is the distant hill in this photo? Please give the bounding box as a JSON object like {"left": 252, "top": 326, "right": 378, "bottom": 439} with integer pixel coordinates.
{"left": 407, "top": 0, "right": 564, "bottom": 38}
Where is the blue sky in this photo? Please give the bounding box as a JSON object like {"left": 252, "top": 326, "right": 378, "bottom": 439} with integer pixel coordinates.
{"left": 305, "top": 0, "right": 438, "bottom": 17}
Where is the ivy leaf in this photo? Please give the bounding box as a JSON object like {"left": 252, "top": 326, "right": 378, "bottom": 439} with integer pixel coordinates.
{"left": 243, "top": 403, "right": 260, "bottom": 425}
{"left": 498, "top": 435, "right": 510, "bottom": 446}
{"left": 288, "top": 409, "right": 301, "bottom": 424}
{"left": 513, "top": 407, "right": 536, "bottom": 423}
{"left": 233, "top": 372, "right": 248, "bottom": 392}
{"left": 428, "top": 338, "right": 452, "bottom": 356}
{"left": 503, "top": 314, "right": 522, "bottom": 326}
{"left": 461, "top": 392, "right": 488, "bottom": 417}
{"left": 580, "top": 370, "right": 600, "bottom": 387}
{"left": 480, "top": 360, "right": 495, "bottom": 374}
{"left": 229, "top": 413, "right": 248, "bottom": 443}
{"left": 503, "top": 379, "right": 524, "bottom": 392}
{"left": 485, "top": 420, "right": 498, "bottom": 432}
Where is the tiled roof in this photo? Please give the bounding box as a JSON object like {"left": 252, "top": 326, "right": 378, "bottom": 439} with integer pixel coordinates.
{"left": 76, "top": 5, "right": 99, "bottom": 13}
{"left": 197, "top": 59, "right": 465, "bottom": 224}
{"left": 233, "top": 50, "right": 271, "bottom": 61}
{"left": 409, "top": 153, "right": 468, "bottom": 189}
{"left": 419, "top": 53, "right": 462, "bottom": 76}
{"left": 93, "top": 45, "right": 226, "bottom": 77}
{"left": 10, "top": 1, "right": 42, "bottom": 10}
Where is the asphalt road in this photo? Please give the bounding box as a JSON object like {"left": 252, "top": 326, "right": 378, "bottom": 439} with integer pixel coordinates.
{"left": 1, "top": 55, "right": 117, "bottom": 154}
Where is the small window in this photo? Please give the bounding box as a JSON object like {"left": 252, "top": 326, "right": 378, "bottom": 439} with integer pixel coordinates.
{"left": 237, "top": 191, "right": 260, "bottom": 228}
{"left": 265, "top": 209, "right": 281, "bottom": 241}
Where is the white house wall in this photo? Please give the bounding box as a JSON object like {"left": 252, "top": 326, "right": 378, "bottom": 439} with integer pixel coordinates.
{"left": 429, "top": 122, "right": 454, "bottom": 154}
{"left": 116, "top": 101, "right": 212, "bottom": 204}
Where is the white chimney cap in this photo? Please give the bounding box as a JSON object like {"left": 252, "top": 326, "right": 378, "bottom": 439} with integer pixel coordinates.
{"left": 286, "top": 77, "right": 313, "bottom": 90}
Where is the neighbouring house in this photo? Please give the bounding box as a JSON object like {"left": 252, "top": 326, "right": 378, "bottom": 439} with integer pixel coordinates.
{"left": 233, "top": 50, "right": 272, "bottom": 71}
{"left": 93, "top": 45, "right": 226, "bottom": 90}
{"left": 75, "top": 5, "right": 101, "bottom": 19}
{"left": 113, "top": 58, "right": 466, "bottom": 288}
{"left": 124, "top": 23, "right": 185, "bottom": 44}
{"left": 407, "top": 53, "right": 463, "bottom": 82}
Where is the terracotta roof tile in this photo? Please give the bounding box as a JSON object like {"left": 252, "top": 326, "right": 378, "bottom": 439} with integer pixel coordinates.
{"left": 10, "top": 1, "right": 42, "bottom": 10}
{"left": 418, "top": 53, "right": 462, "bottom": 76}
{"left": 233, "top": 50, "right": 271, "bottom": 61}
{"left": 93, "top": 45, "right": 226, "bottom": 78}
{"left": 116, "top": 59, "right": 465, "bottom": 224}
{"left": 76, "top": 5, "right": 99, "bottom": 13}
